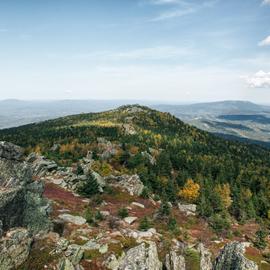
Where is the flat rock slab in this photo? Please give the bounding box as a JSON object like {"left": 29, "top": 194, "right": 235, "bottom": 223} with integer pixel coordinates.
{"left": 124, "top": 217, "right": 138, "bottom": 225}
{"left": 58, "top": 214, "right": 86, "bottom": 225}
{"left": 131, "top": 202, "right": 145, "bottom": 209}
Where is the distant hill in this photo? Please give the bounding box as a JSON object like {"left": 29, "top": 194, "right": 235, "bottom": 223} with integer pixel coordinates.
{"left": 154, "top": 101, "right": 270, "bottom": 146}
{"left": 1, "top": 99, "right": 270, "bottom": 148}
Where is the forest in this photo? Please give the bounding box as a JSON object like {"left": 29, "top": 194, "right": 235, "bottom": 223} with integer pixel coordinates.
{"left": 1, "top": 105, "right": 270, "bottom": 234}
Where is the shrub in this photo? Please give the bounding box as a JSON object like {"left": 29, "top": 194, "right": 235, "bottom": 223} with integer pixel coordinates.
{"left": 178, "top": 179, "right": 200, "bottom": 203}
{"left": 141, "top": 187, "right": 150, "bottom": 199}
{"left": 95, "top": 211, "right": 104, "bottom": 221}
{"left": 209, "top": 214, "right": 231, "bottom": 234}
{"left": 85, "top": 208, "right": 95, "bottom": 225}
{"left": 76, "top": 164, "right": 84, "bottom": 175}
{"left": 77, "top": 174, "right": 100, "bottom": 198}
{"left": 139, "top": 217, "right": 151, "bottom": 231}
{"left": 168, "top": 217, "right": 179, "bottom": 234}
{"left": 118, "top": 208, "right": 129, "bottom": 219}
{"left": 157, "top": 201, "right": 171, "bottom": 219}
{"left": 254, "top": 229, "right": 268, "bottom": 250}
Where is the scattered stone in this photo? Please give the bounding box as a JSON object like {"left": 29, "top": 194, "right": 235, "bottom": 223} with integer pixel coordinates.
{"left": 106, "top": 174, "right": 144, "bottom": 196}
{"left": 124, "top": 217, "right": 138, "bottom": 225}
{"left": 100, "top": 211, "right": 110, "bottom": 217}
{"left": 65, "top": 244, "right": 84, "bottom": 265}
{"left": 55, "top": 238, "right": 70, "bottom": 254}
{"left": 57, "top": 258, "right": 75, "bottom": 270}
{"left": 177, "top": 203, "right": 197, "bottom": 216}
{"left": 99, "top": 244, "right": 108, "bottom": 254}
{"left": 58, "top": 214, "right": 86, "bottom": 226}
{"left": 131, "top": 202, "right": 145, "bottom": 209}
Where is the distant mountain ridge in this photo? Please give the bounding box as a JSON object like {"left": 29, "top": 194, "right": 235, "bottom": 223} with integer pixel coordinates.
{"left": 1, "top": 99, "right": 270, "bottom": 148}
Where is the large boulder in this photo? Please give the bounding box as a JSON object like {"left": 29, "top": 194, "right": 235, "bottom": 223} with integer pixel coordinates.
{"left": 0, "top": 141, "right": 24, "bottom": 161}
{"left": 178, "top": 203, "right": 197, "bottom": 216}
{"left": 213, "top": 242, "right": 258, "bottom": 270}
{"left": 0, "top": 142, "right": 51, "bottom": 234}
{"left": 0, "top": 228, "right": 32, "bottom": 270}
{"left": 118, "top": 242, "right": 162, "bottom": 270}
{"left": 106, "top": 174, "right": 144, "bottom": 196}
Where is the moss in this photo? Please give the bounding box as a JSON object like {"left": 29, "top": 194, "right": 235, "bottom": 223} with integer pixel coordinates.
{"left": 83, "top": 249, "right": 101, "bottom": 260}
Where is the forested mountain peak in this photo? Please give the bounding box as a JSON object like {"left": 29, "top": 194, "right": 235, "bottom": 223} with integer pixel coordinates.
{"left": 0, "top": 106, "right": 270, "bottom": 268}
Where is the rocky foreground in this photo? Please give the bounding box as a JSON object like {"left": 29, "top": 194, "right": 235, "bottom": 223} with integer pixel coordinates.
{"left": 0, "top": 141, "right": 263, "bottom": 269}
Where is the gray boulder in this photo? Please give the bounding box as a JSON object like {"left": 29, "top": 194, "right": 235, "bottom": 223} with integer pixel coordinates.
{"left": 165, "top": 250, "right": 186, "bottom": 270}
{"left": 106, "top": 174, "right": 144, "bottom": 196}
{"left": 0, "top": 141, "right": 24, "bottom": 161}
{"left": 0, "top": 143, "right": 51, "bottom": 234}
{"left": 213, "top": 242, "right": 258, "bottom": 270}
{"left": 118, "top": 241, "right": 162, "bottom": 270}
{"left": 198, "top": 243, "right": 212, "bottom": 270}
{"left": 178, "top": 203, "right": 197, "bottom": 216}
{"left": 0, "top": 228, "right": 32, "bottom": 270}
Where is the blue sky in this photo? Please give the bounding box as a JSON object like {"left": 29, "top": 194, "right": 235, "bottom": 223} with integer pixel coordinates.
{"left": 0, "top": 0, "right": 270, "bottom": 102}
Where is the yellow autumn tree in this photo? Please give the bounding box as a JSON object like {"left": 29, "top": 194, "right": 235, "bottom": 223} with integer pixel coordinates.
{"left": 215, "top": 183, "right": 233, "bottom": 209}
{"left": 178, "top": 179, "right": 200, "bottom": 203}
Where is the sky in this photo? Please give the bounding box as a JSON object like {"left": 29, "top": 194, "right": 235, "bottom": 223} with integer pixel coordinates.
{"left": 0, "top": 0, "right": 270, "bottom": 103}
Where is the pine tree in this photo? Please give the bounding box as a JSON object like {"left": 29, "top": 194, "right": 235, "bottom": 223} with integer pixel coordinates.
{"left": 77, "top": 174, "right": 100, "bottom": 197}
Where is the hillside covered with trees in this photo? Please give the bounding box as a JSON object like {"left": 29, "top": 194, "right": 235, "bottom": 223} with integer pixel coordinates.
{"left": 1, "top": 105, "right": 270, "bottom": 232}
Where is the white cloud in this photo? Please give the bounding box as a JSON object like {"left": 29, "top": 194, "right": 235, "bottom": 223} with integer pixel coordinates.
{"left": 150, "top": 0, "right": 187, "bottom": 5}
{"left": 50, "top": 46, "right": 194, "bottom": 61}
{"left": 150, "top": 8, "right": 195, "bottom": 21}
{"left": 150, "top": 0, "right": 218, "bottom": 21}
{"left": 258, "top": 36, "right": 270, "bottom": 46}
{"left": 243, "top": 71, "right": 270, "bottom": 88}
{"left": 262, "top": 0, "right": 270, "bottom": 5}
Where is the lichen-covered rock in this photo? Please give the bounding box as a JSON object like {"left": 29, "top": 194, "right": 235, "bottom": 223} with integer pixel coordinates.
{"left": 57, "top": 258, "right": 75, "bottom": 270}
{"left": 118, "top": 241, "right": 162, "bottom": 270}
{"left": 165, "top": 250, "right": 185, "bottom": 270}
{"left": 213, "top": 242, "right": 258, "bottom": 270}
{"left": 106, "top": 174, "right": 144, "bottom": 196}
{"left": 0, "top": 228, "right": 32, "bottom": 270}
{"left": 197, "top": 243, "right": 212, "bottom": 270}
{"left": 65, "top": 244, "right": 84, "bottom": 265}
{"left": 58, "top": 214, "right": 86, "bottom": 226}
{"left": 0, "top": 141, "right": 24, "bottom": 161}
{"left": 27, "top": 153, "right": 57, "bottom": 177}
{"left": 177, "top": 203, "right": 197, "bottom": 216}
{"left": 0, "top": 142, "right": 51, "bottom": 234}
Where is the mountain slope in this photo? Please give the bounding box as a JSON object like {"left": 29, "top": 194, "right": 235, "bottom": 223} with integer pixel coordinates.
{"left": 1, "top": 105, "right": 270, "bottom": 225}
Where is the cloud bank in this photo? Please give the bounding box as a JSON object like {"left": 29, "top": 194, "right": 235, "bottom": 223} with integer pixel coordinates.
{"left": 243, "top": 71, "right": 270, "bottom": 88}
{"left": 258, "top": 36, "right": 270, "bottom": 46}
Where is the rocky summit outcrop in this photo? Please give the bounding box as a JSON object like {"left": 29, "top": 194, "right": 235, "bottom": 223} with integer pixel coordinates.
{"left": 0, "top": 141, "right": 52, "bottom": 270}
{"left": 0, "top": 141, "right": 51, "bottom": 233}
{"left": 213, "top": 242, "right": 258, "bottom": 270}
